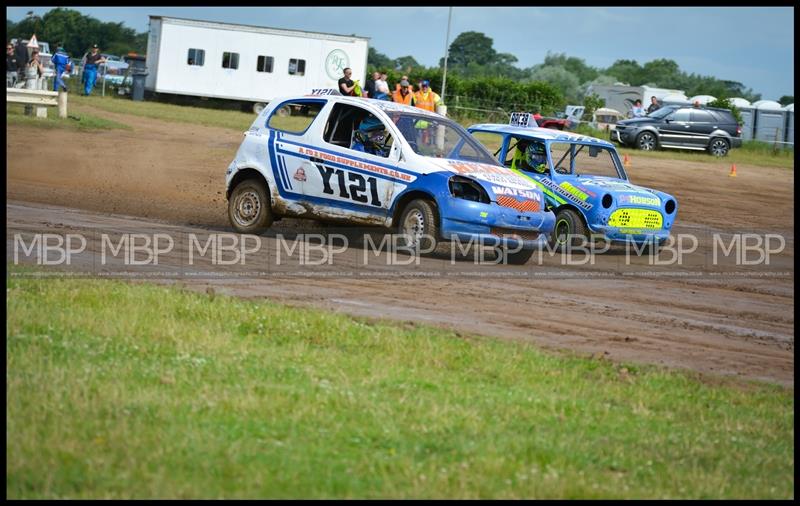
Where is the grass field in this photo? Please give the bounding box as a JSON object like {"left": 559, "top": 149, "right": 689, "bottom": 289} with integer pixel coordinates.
{"left": 6, "top": 103, "right": 130, "bottom": 131}
{"left": 6, "top": 270, "right": 794, "bottom": 499}
{"left": 69, "top": 93, "right": 255, "bottom": 132}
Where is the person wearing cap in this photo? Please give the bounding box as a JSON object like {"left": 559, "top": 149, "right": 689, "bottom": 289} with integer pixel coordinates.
{"left": 413, "top": 80, "right": 441, "bottom": 112}
{"left": 81, "top": 44, "right": 107, "bottom": 96}
{"left": 392, "top": 79, "right": 415, "bottom": 106}
{"left": 51, "top": 43, "right": 71, "bottom": 92}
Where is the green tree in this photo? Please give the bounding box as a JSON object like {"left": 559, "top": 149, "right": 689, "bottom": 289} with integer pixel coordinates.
{"left": 778, "top": 95, "right": 793, "bottom": 106}
{"left": 708, "top": 96, "right": 742, "bottom": 125}
{"left": 526, "top": 65, "right": 581, "bottom": 103}
{"left": 444, "top": 31, "right": 497, "bottom": 69}
{"left": 582, "top": 93, "right": 605, "bottom": 121}
{"left": 367, "top": 47, "right": 393, "bottom": 70}
{"left": 542, "top": 52, "right": 598, "bottom": 85}
{"left": 605, "top": 59, "right": 643, "bottom": 85}
{"left": 393, "top": 55, "right": 420, "bottom": 73}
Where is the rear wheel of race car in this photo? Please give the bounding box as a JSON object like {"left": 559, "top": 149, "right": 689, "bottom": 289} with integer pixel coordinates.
{"left": 252, "top": 102, "right": 267, "bottom": 115}
{"left": 398, "top": 199, "right": 441, "bottom": 254}
{"left": 550, "top": 208, "right": 588, "bottom": 251}
{"left": 228, "top": 179, "right": 273, "bottom": 234}
{"left": 504, "top": 247, "right": 535, "bottom": 265}
{"left": 636, "top": 131, "right": 657, "bottom": 151}
{"left": 707, "top": 137, "right": 730, "bottom": 156}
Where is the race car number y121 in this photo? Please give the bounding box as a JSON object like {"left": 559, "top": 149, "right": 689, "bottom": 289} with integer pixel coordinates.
{"left": 316, "top": 165, "right": 382, "bottom": 206}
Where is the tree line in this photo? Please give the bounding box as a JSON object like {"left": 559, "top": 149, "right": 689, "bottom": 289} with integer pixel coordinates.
{"left": 7, "top": 10, "right": 791, "bottom": 112}
{"left": 7, "top": 8, "right": 147, "bottom": 58}
{"left": 371, "top": 31, "right": 794, "bottom": 111}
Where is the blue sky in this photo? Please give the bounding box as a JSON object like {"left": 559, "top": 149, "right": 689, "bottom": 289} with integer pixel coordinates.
{"left": 6, "top": 6, "right": 794, "bottom": 100}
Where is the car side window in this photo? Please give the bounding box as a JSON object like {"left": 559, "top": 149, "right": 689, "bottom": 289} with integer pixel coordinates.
{"left": 266, "top": 100, "right": 325, "bottom": 134}
{"left": 323, "top": 103, "right": 393, "bottom": 158}
{"left": 669, "top": 109, "right": 691, "bottom": 122}
{"left": 690, "top": 110, "right": 714, "bottom": 123}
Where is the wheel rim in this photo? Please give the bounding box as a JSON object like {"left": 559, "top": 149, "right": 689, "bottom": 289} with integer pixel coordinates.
{"left": 554, "top": 218, "right": 571, "bottom": 244}
{"left": 402, "top": 209, "right": 425, "bottom": 246}
{"left": 710, "top": 139, "right": 728, "bottom": 156}
{"left": 638, "top": 133, "right": 655, "bottom": 151}
{"left": 233, "top": 190, "right": 261, "bottom": 227}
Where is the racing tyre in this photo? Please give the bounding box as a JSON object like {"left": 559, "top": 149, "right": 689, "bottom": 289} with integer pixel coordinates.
{"left": 398, "top": 199, "right": 442, "bottom": 254}
{"left": 550, "top": 208, "right": 588, "bottom": 251}
{"left": 635, "top": 131, "right": 657, "bottom": 151}
{"left": 504, "top": 247, "right": 535, "bottom": 265}
{"left": 228, "top": 179, "right": 273, "bottom": 235}
{"left": 707, "top": 137, "right": 730, "bottom": 157}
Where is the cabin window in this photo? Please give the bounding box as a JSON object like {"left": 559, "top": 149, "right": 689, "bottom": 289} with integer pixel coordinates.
{"left": 256, "top": 55, "right": 274, "bottom": 73}
{"left": 267, "top": 100, "right": 325, "bottom": 134}
{"left": 187, "top": 48, "right": 205, "bottom": 66}
{"left": 222, "top": 52, "right": 239, "bottom": 70}
{"left": 288, "top": 58, "right": 306, "bottom": 76}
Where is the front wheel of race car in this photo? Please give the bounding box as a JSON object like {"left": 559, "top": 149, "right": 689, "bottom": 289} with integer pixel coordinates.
{"left": 550, "top": 208, "right": 588, "bottom": 251}
{"left": 398, "top": 199, "right": 442, "bottom": 254}
{"left": 228, "top": 179, "right": 273, "bottom": 235}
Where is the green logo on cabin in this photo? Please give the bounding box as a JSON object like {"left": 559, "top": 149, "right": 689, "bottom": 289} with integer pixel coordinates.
{"left": 325, "top": 49, "right": 349, "bottom": 80}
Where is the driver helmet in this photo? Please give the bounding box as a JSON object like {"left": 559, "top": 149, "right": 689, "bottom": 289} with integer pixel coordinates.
{"left": 355, "top": 117, "right": 388, "bottom": 155}
{"left": 525, "top": 143, "right": 548, "bottom": 172}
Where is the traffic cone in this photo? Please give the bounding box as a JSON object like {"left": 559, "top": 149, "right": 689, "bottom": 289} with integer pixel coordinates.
{"left": 729, "top": 164, "right": 737, "bottom": 177}
{"left": 623, "top": 154, "right": 630, "bottom": 167}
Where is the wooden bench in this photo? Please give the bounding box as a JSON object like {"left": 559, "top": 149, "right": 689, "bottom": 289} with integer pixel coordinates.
{"left": 6, "top": 88, "right": 67, "bottom": 119}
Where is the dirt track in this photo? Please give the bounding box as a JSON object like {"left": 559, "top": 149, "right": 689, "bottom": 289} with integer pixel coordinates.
{"left": 6, "top": 105, "right": 795, "bottom": 386}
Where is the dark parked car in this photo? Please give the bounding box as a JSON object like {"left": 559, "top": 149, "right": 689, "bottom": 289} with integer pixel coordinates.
{"left": 613, "top": 105, "right": 742, "bottom": 156}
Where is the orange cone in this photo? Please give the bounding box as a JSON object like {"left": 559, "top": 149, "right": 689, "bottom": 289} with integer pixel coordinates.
{"left": 623, "top": 154, "right": 630, "bottom": 167}
{"left": 729, "top": 164, "right": 737, "bottom": 177}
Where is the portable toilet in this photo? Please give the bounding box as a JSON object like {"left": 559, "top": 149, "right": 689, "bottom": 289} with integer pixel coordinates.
{"left": 783, "top": 103, "right": 794, "bottom": 147}
{"left": 752, "top": 100, "right": 786, "bottom": 144}
{"left": 731, "top": 98, "right": 755, "bottom": 140}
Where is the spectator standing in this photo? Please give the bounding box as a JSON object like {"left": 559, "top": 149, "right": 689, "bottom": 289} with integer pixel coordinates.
{"left": 364, "top": 71, "right": 379, "bottom": 99}
{"left": 51, "top": 44, "right": 71, "bottom": 92}
{"left": 15, "top": 39, "right": 28, "bottom": 83}
{"left": 25, "top": 50, "right": 44, "bottom": 88}
{"left": 630, "top": 99, "right": 646, "bottom": 118}
{"left": 338, "top": 67, "right": 358, "bottom": 96}
{"left": 6, "top": 43, "right": 19, "bottom": 88}
{"left": 414, "top": 80, "right": 441, "bottom": 112}
{"left": 647, "top": 95, "right": 660, "bottom": 114}
{"left": 392, "top": 79, "right": 415, "bottom": 106}
{"left": 374, "top": 72, "right": 390, "bottom": 100}
{"left": 81, "top": 44, "right": 107, "bottom": 96}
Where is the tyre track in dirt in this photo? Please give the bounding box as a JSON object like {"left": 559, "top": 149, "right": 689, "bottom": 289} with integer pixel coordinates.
{"left": 6, "top": 106, "right": 795, "bottom": 386}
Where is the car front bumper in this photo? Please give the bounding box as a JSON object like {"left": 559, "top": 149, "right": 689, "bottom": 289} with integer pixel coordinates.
{"left": 588, "top": 224, "right": 672, "bottom": 245}
{"left": 439, "top": 198, "right": 556, "bottom": 250}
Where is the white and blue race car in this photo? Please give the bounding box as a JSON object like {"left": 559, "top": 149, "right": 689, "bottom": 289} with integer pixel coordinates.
{"left": 469, "top": 115, "right": 678, "bottom": 248}
{"left": 226, "top": 93, "right": 555, "bottom": 263}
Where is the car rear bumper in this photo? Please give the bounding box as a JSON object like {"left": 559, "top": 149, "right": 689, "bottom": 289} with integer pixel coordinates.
{"left": 730, "top": 137, "right": 742, "bottom": 148}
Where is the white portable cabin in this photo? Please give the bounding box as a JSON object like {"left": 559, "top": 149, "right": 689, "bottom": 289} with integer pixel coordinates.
{"left": 145, "top": 16, "right": 369, "bottom": 111}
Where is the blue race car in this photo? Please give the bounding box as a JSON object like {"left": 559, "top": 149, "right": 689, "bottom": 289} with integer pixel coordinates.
{"left": 226, "top": 93, "right": 555, "bottom": 263}
{"left": 468, "top": 115, "right": 678, "bottom": 248}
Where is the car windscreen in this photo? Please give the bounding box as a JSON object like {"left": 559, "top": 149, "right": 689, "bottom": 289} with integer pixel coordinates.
{"left": 388, "top": 112, "right": 498, "bottom": 164}
{"left": 647, "top": 106, "right": 677, "bottom": 119}
{"left": 550, "top": 142, "right": 623, "bottom": 179}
